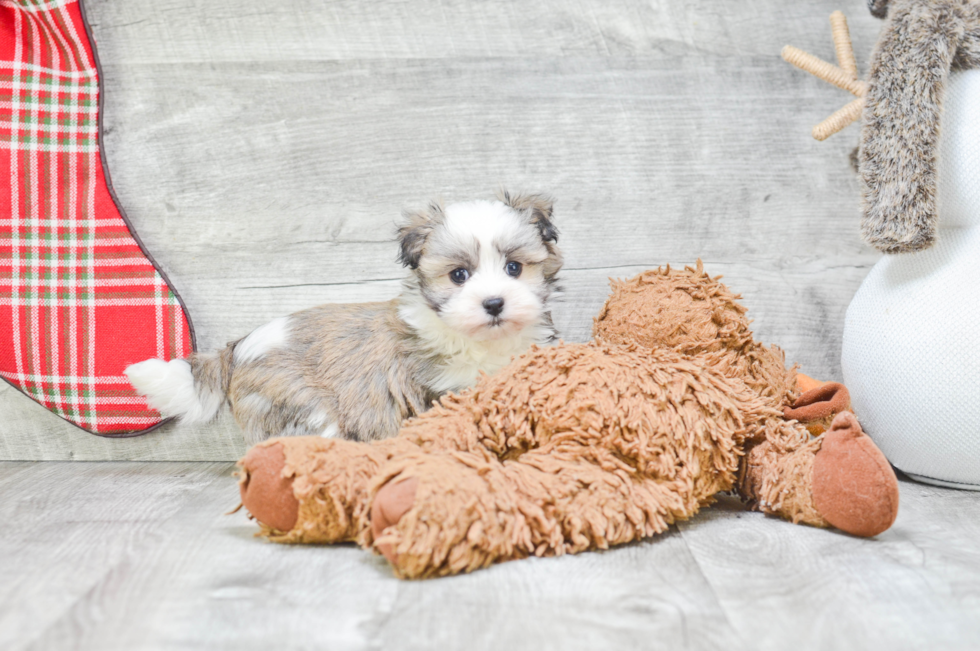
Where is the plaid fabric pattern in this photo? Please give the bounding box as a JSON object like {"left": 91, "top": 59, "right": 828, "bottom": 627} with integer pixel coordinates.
{"left": 0, "top": 0, "right": 193, "bottom": 435}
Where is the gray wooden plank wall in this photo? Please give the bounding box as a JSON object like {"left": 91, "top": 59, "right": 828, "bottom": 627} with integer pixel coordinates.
{"left": 1, "top": 0, "right": 885, "bottom": 460}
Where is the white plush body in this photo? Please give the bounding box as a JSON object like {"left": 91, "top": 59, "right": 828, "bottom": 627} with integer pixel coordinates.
{"left": 842, "top": 70, "right": 980, "bottom": 489}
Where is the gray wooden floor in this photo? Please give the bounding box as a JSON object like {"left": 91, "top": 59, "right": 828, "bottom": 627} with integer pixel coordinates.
{"left": 2, "top": 461, "right": 979, "bottom": 650}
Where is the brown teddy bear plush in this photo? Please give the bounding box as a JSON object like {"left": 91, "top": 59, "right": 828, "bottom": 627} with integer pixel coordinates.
{"left": 236, "top": 263, "right": 899, "bottom": 579}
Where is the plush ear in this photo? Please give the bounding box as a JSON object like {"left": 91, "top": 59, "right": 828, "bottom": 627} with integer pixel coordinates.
{"left": 867, "top": 0, "right": 890, "bottom": 19}
{"left": 396, "top": 201, "right": 444, "bottom": 269}
{"left": 498, "top": 190, "right": 559, "bottom": 244}
{"left": 858, "top": 0, "right": 962, "bottom": 253}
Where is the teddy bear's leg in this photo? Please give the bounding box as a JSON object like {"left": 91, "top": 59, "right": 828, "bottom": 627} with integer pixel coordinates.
{"left": 368, "top": 448, "right": 701, "bottom": 579}
{"left": 737, "top": 423, "right": 827, "bottom": 528}
{"left": 811, "top": 412, "right": 900, "bottom": 536}
{"left": 738, "top": 413, "right": 899, "bottom": 537}
{"left": 237, "top": 436, "right": 416, "bottom": 544}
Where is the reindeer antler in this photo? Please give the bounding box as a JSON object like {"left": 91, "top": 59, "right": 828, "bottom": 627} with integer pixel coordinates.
{"left": 782, "top": 11, "right": 868, "bottom": 141}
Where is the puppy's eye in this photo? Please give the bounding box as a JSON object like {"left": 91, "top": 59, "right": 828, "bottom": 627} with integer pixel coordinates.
{"left": 505, "top": 261, "right": 523, "bottom": 278}
{"left": 449, "top": 268, "right": 469, "bottom": 285}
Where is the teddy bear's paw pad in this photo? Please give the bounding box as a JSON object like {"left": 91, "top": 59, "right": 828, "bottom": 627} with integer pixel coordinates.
{"left": 239, "top": 442, "right": 299, "bottom": 533}
{"left": 812, "top": 412, "right": 899, "bottom": 537}
{"left": 371, "top": 477, "right": 419, "bottom": 563}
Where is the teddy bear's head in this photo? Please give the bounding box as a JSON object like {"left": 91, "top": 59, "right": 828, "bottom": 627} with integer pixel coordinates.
{"left": 592, "top": 262, "right": 754, "bottom": 356}
{"left": 593, "top": 262, "right": 799, "bottom": 408}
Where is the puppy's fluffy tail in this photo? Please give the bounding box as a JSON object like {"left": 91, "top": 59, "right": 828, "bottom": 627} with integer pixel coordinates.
{"left": 125, "top": 350, "right": 232, "bottom": 425}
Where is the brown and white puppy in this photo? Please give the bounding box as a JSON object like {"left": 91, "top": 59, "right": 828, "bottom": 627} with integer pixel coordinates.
{"left": 125, "top": 192, "right": 562, "bottom": 444}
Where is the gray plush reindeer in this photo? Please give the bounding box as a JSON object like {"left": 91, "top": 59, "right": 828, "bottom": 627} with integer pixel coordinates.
{"left": 861, "top": 0, "right": 980, "bottom": 253}
{"left": 783, "top": 0, "right": 980, "bottom": 253}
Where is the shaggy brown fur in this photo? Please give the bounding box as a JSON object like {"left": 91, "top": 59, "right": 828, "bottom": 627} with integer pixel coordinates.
{"left": 592, "top": 265, "right": 799, "bottom": 408}
{"left": 860, "top": 0, "right": 980, "bottom": 252}
{"left": 238, "top": 263, "right": 899, "bottom": 579}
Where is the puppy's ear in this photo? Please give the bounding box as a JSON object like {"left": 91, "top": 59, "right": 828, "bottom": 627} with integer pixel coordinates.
{"left": 499, "top": 190, "right": 563, "bottom": 282}
{"left": 397, "top": 201, "right": 444, "bottom": 269}
{"left": 498, "top": 190, "right": 559, "bottom": 244}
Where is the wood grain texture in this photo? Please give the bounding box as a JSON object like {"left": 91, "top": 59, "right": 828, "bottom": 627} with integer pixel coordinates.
{"left": 2, "top": 0, "right": 883, "bottom": 459}
{"left": 81, "top": 0, "right": 884, "bottom": 63}
{"left": 676, "top": 485, "right": 980, "bottom": 651}
{"left": 0, "top": 461, "right": 233, "bottom": 650}
{"left": 2, "top": 462, "right": 978, "bottom": 650}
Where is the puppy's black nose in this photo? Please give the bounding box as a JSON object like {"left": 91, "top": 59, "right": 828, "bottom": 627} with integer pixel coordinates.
{"left": 483, "top": 297, "right": 505, "bottom": 317}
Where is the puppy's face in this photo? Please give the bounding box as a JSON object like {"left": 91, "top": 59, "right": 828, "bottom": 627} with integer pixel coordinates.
{"left": 398, "top": 193, "right": 562, "bottom": 341}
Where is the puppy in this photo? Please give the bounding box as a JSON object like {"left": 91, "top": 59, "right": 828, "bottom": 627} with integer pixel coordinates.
{"left": 125, "top": 191, "right": 563, "bottom": 445}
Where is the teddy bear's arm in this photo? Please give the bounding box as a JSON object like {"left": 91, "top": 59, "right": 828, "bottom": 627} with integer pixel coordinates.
{"left": 368, "top": 447, "right": 709, "bottom": 579}
{"left": 237, "top": 435, "right": 418, "bottom": 544}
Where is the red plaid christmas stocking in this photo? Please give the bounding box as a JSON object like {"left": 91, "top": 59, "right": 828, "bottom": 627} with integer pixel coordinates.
{"left": 1, "top": 0, "right": 195, "bottom": 436}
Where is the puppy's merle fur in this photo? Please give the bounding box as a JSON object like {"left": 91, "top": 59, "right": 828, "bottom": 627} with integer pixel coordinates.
{"left": 126, "top": 192, "right": 562, "bottom": 444}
